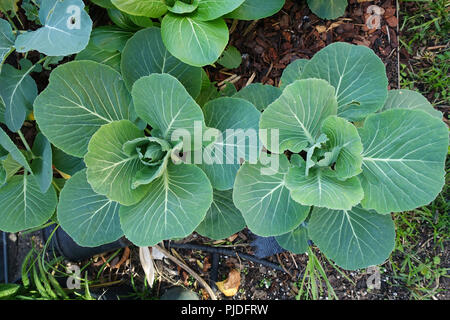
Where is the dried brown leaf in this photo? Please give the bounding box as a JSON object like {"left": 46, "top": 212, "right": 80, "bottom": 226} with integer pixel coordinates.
{"left": 216, "top": 269, "right": 241, "bottom": 297}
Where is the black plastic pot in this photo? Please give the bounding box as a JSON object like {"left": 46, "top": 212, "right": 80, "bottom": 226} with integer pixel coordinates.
{"left": 42, "top": 225, "right": 128, "bottom": 262}
{"left": 0, "top": 231, "right": 7, "bottom": 283}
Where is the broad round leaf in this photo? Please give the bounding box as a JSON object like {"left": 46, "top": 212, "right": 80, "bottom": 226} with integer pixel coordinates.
{"left": 0, "top": 174, "right": 57, "bottom": 232}
{"left": 308, "top": 206, "right": 395, "bottom": 270}
{"left": 307, "top": 0, "right": 347, "bottom": 20}
{"left": 15, "top": 0, "right": 93, "bottom": 56}
{"left": 260, "top": 79, "right": 338, "bottom": 153}
{"left": 161, "top": 14, "right": 229, "bottom": 67}
{"left": 286, "top": 166, "right": 364, "bottom": 210}
{"left": 275, "top": 223, "right": 309, "bottom": 254}
{"left": 359, "top": 109, "right": 448, "bottom": 214}
{"left": 58, "top": 169, "right": 123, "bottom": 247}
{"left": 119, "top": 162, "right": 213, "bottom": 246}
{"left": 121, "top": 27, "right": 202, "bottom": 98}
{"left": 233, "top": 83, "right": 281, "bottom": 111}
{"left": 34, "top": 61, "right": 134, "bottom": 157}
{"left": 301, "top": 42, "right": 388, "bottom": 121}
{"left": 85, "top": 120, "right": 151, "bottom": 206}
{"left": 76, "top": 42, "right": 121, "bottom": 72}
{"left": 167, "top": 0, "right": 199, "bottom": 14}
{"left": 279, "top": 58, "right": 308, "bottom": 90}
{"left": 233, "top": 154, "right": 310, "bottom": 236}
{"left": 0, "top": 63, "right": 37, "bottom": 132}
{"left": 226, "top": 0, "right": 285, "bottom": 20}
{"left": 0, "top": 18, "right": 14, "bottom": 64}
{"left": 129, "top": 15, "right": 154, "bottom": 28}
{"left": 107, "top": 8, "right": 153, "bottom": 31}
{"left": 198, "top": 97, "right": 261, "bottom": 190}
{"left": 196, "top": 189, "right": 246, "bottom": 240}
{"left": 111, "top": 0, "right": 168, "bottom": 18}
{"left": 132, "top": 73, "right": 205, "bottom": 142}
{"left": 193, "top": 0, "right": 245, "bottom": 21}
{"left": 381, "top": 89, "right": 442, "bottom": 119}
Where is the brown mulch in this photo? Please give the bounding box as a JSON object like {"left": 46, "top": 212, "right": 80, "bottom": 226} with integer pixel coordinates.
{"left": 207, "top": 0, "right": 399, "bottom": 92}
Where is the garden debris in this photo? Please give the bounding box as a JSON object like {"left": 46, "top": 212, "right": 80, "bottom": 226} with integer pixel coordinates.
{"left": 139, "top": 246, "right": 167, "bottom": 288}
{"left": 111, "top": 247, "right": 130, "bottom": 269}
{"left": 200, "top": 288, "right": 210, "bottom": 300}
{"left": 276, "top": 254, "right": 293, "bottom": 278}
{"left": 139, "top": 246, "right": 155, "bottom": 287}
{"left": 155, "top": 244, "right": 217, "bottom": 300}
{"left": 202, "top": 256, "right": 212, "bottom": 272}
{"left": 227, "top": 234, "right": 239, "bottom": 243}
{"left": 216, "top": 269, "right": 241, "bottom": 297}
{"left": 385, "top": 16, "right": 398, "bottom": 28}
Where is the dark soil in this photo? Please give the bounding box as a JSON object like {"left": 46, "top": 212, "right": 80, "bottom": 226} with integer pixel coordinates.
{"left": 207, "top": 0, "right": 399, "bottom": 92}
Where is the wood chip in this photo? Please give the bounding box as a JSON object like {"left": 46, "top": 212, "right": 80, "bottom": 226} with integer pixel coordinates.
{"left": 386, "top": 16, "right": 398, "bottom": 28}
{"left": 315, "top": 25, "right": 326, "bottom": 33}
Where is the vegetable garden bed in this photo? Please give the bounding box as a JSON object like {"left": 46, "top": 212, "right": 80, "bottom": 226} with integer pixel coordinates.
{"left": 0, "top": 0, "right": 448, "bottom": 301}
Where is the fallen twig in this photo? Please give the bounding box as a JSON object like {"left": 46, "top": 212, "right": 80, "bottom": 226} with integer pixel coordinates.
{"left": 155, "top": 244, "right": 218, "bottom": 300}
{"left": 112, "top": 247, "right": 130, "bottom": 269}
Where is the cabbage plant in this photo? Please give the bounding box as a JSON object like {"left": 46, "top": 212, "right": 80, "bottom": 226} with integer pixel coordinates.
{"left": 0, "top": 44, "right": 260, "bottom": 247}
{"left": 0, "top": 15, "right": 447, "bottom": 272}
{"left": 0, "top": 18, "right": 260, "bottom": 247}
{"left": 233, "top": 42, "right": 449, "bottom": 270}
{"left": 95, "top": 0, "right": 286, "bottom": 66}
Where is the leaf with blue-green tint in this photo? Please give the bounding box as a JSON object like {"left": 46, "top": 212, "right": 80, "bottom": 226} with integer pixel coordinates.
{"left": 121, "top": 27, "right": 202, "bottom": 98}
{"left": 15, "top": 0, "right": 93, "bottom": 56}
{"left": 57, "top": 169, "right": 123, "bottom": 247}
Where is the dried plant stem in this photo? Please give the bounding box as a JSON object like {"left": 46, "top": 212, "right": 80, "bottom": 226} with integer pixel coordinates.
{"left": 155, "top": 244, "right": 217, "bottom": 300}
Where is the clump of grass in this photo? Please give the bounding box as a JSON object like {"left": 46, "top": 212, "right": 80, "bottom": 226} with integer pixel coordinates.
{"left": 0, "top": 243, "right": 94, "bottom": 300}
{"left": 399, "top": 0, "right": 449, "bottom": 105}
{"left": 400, "top": 0, "right": 449, "bottom": 46}
{"left": 295, "top": 247, "right": 340, "bottom": 300}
